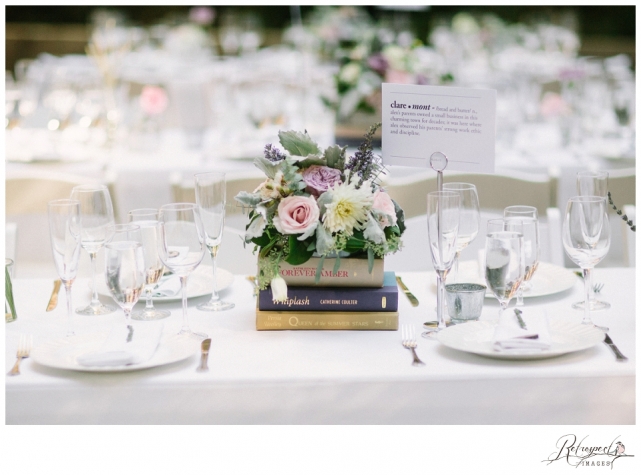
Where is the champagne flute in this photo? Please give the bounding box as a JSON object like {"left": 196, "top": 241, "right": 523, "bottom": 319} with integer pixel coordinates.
{"left": 48, "top": 199, "right": 82, "bottom": 336}
{"left": 575, "top": 171, "right": 611, "bottom": 311}
{"left": 562, "top": 196, "right": 610, "bottom": 331}
{"left": 71, "top": 184, "right": 116, "bottom": 315}
{"left": 158, "top": 203, "right": 208, "bottom": 339}
{"left": 194, "top": 172, "right": 235, "bottom": 311}
{"left": 485, "top": 219, "right": 524, "bottom": 323}
{"left": 503, "top": 206, "right": 540, "bottom": 306}
{"left": 128, "top": 208, "right": 171, "bottom": 321}
{"left": 105, "top": 239, "right": 146, "bottom": 334}
{"left": 442, "top": 183, "right": 480, "bottom": 284}
{"left": 422, "top": 191, "right": 460, "bottom": 338}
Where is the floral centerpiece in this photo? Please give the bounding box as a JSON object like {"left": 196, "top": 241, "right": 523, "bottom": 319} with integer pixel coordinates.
{"left": 235, "top": 124, "right": 405, "bottom": 299}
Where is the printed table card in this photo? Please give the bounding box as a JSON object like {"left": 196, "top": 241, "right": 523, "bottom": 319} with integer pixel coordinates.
{"left": 382, "top": 83, "right": 496, "bottom": 173}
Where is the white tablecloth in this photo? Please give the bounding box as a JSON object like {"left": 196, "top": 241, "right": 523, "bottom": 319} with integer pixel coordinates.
{"left": 5, "top": 266, "right": 634, "bottom": 424}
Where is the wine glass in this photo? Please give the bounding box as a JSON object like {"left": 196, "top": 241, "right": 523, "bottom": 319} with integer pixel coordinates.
{"left": 105, "top": 240, "right": 146, "bottom": 334}
{"left": 194, "top": 172, "right": 235, "bottom": 311}
{"left": 71, "top": 184, "right": 116, "bottom": 315}
{"left": 575, "top": 171, "right": 611, "bottom": 311}
{"left": 48, "top": 199, "right": 82, "bottom": 336}
{"left": 485, "top": 219, "right": 524, "bottom": 323}
{"left": 562, "top": 196, "right": 610, "bottom": 331}
{"left": 503, "top": 206, "right": 540, "bottom": 306}
{"left": 128, "top": 208, "right": 171, "bottom": 321}
{"left": 442, "top": 183, "right": 480, "bottom": 284}
{"left": 158, "top": 203, "right": 208, "bottom": 339}
{"left": 577, "top": 170, "right": 608, "bottom": 198}
{"left": 422, "top": 191, "right": 460, "bottom": 338}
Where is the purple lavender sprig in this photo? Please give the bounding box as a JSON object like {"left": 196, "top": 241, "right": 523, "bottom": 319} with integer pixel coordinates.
{"left": 345, "top": 123, "right": 383, "bottom": 188}
{"left": 264, "top": 144, "right": 286, "bottom": 162}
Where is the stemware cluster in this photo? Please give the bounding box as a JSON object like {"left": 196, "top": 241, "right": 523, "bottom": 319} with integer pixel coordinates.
{"left": 422, "top": 170, "right": 611, "bottom": 337}
{"left": 47, "top": 172, "right": 234, "bottom": 340}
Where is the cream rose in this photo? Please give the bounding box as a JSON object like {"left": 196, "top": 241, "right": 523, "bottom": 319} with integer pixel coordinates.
{"left": 273, "top": 195, "right": 319, "bottom": 240}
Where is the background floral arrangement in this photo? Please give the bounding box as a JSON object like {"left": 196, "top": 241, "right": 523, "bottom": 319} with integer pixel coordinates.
{"left": 235, "top": 124, "right": 405, "bottom": 294}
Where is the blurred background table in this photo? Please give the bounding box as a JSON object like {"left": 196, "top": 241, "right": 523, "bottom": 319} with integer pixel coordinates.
{"left": 5, "top": 5, "right": 635, "bottom": 276}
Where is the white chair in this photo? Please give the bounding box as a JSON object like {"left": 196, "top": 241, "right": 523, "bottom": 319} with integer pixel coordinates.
{"left": 383, "top": 168, "right": 563, "bottom": 271}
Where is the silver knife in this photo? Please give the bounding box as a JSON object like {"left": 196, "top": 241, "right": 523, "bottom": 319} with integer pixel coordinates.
{"left": 603, "top": 334, "right": 628, "bottom": 361}
{"left": 197, "top": 338, "right": 212, "bottom": 372}
{"left": 396, "top": 276, "right": 419, "bottom": 307}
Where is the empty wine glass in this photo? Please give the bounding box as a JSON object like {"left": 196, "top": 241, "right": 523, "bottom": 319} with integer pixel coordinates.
{"left": 194, "top": 172, "right": 235, "bottom": 311}
{"left": 575, "top": 171, "right": 611, "bottom": 311}
{"left": 422, "top": 191, "right": 460, "bottom": 338}
{"left": 158, "top": 203, "right": 208, "bottom": 339}
{"left": 128, "top": 208, "right": 171, "bottom": 321}
{"left": 105, "top": 240, "right": 146, "bottom": 334}
{"left": 48, "top": 199, "right": 82, "bottom": 336}
{"left": 562, "top": 196, "right": 610, "bottom": 331}
{"left": 503, "top": 206, "right": 540, "bottom": 306}
{"left": 71, "top": 184, "right": 116, "bottom": 315}
{"left": 442, "top": 183, "right": 480, "bottom": 284}
{"left": 485, "top": 219, "right": 524, "bottom": 323}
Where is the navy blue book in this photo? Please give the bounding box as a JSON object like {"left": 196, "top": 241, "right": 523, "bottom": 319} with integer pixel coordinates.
{"left": 258, "top": 272, "right": 398, "bottom": 312}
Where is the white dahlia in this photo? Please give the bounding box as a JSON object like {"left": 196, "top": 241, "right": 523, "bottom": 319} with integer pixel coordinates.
{"left": 322, "top": 180, "right": 374, "bottom": 235}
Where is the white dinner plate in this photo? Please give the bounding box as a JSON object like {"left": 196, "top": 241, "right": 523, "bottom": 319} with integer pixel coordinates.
{"left": 31, "top": 332, "right": 200, "bottom": 372}
{"left": 436, "top": 320, "right": 605, "bottom": 360}
{"left": 444, "top": 261, "right": 578, "bottom": 299}
{"left": 96, "top": 265, "right": 234, "bottom": 302}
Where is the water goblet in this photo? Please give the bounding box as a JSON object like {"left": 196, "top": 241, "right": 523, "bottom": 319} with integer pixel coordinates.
{"left": 158, "top": 203, "right": 208, "bottom": 339}
{"left": 128, "top": 208, "right": 171, "bottom": 321}
{"left": 48, "top": 199, "right": 82, "bottom": 336}
{"left": 485, "top": 219, "right": 524, "bottom": 323}
{"left": 574, "top": 171, "right": 611, "bottom": 311}
{"left": 503, "top": 206, "right": 540, "bottom": 306}
{"left": 422, "top": 191, "right": 460, "bottom": 339}
{"left": 194, "top": 172, "right": 235, "bottom": 311}
{"left": 562, "top": 196, "right": 610, "bottom": 331}
{"left": 71, "top": 184, "right": 116, "bottom": 315}
{"left": 105, "top": 240, "right": 146, "bottom": 334}
{"left": 442, "top": 183, "right": 480, "bottom": 284}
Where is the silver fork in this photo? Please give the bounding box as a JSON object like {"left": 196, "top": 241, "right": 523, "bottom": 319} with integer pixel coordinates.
{"left": 8, "top": 334, "right": 32, "bottom": 376}
{"left": 401, "top": 325, "right": 425, "bottom": 366}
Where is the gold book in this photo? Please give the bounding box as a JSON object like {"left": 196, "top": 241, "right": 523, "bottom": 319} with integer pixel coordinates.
{"left": 269, "top": 257, "right": 385, "bottom": 287}
{"left": 256, "top": 309, "right": 399, "bottom": 331}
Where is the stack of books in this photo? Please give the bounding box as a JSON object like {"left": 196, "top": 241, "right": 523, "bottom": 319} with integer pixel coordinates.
{"left": 256, "top": 257, "right": 399, "bottom": 331}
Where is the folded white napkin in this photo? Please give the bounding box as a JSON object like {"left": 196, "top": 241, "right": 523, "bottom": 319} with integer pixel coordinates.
{"left": 492, "top": 311, "right": 552, "bottom": 352}
{"left": 153, "top": 275, "right": 182, "bottom": 297}
{"left": 77, "top": 321, "right": 164, "bottom": 367}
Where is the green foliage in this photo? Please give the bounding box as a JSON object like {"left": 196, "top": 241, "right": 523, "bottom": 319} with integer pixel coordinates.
{"left": 278, "top": 130, "right": 321, "bottom": 157}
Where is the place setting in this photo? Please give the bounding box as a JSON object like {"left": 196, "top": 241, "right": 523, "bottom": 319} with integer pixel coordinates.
{"left": 27, "top": 172, "right": 241, "bottom": 374}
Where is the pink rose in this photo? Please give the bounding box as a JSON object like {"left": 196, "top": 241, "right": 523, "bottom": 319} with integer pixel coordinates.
{"left": 385, "top": 69, "right": 414, "bottom": 84}
{"left": 302, "top": 165, "right": 342, "bottom": 196}
{"left": 139, "top": 86, "right": 168, "bottom": 116}
{"left": 273, "top": 195, "right": 319, "bottom": 240}
{"left": 372, "top": 190, "right": 397, "bottom": 227}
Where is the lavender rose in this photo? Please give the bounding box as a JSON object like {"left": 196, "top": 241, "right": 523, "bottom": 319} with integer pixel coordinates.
{"left": 273, "top": 195, "right": 319, "bottom": 240}
{"left": 302, "top": 165, "right": 342, "bottom": 197}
